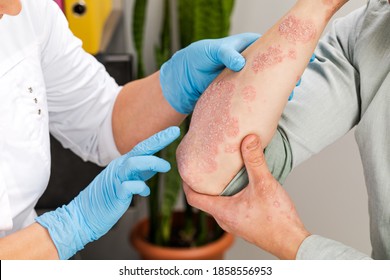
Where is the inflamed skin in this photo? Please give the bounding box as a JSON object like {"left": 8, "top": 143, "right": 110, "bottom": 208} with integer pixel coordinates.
{"left": 177, "top": 0, "right": 349, "bottom": 195}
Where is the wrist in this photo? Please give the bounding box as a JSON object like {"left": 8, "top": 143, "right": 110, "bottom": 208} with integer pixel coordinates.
{"left": 159, "top": 52, "right": 193, "bottom": 115}
{"left": 284, "top": 230, "right": 311, "bottom": 260}
{"left": 270, "top": 228, "right": 311, "bottom": 260}
{"left": 35, "top": 201, "right": 91, "bottom": 260}
{"left": 294, "top": 0, "right": 348, "bottom": 22}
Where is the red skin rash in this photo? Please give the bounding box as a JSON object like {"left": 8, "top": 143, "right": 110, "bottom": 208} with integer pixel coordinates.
{"left": 288, "top": 49, "right": 297, "bottom": 60}
{"left": 179, "top": 14, "right": 317, "bottom": 190}
{"left": 278, "top": 15, "right": 316, "bottom": 44}
{"left": 177, "top": 79, "right": 238, "bottom": 187}
{"left": 252, "top": 45, "right": 284, "bottom": 74}
{"left": 251, "top": 45, "right": 298, "bottom": 74}
{"left": 179, "top": 44, "right": 298, "bottom": 187}
{"left": 241, "top": 85, "right": 257, "bottom": 103}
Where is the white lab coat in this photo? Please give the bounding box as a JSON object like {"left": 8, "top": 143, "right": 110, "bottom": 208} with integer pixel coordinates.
{"left": 0, "top": 0, "right": 121, "bottom": 237}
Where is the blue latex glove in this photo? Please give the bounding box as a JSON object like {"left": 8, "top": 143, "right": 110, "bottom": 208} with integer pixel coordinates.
{"left": 36, "top": 126, "right": 180, "bottom": 259}
{"left": 160, "top": 33, "right": 260, "bottom": 114}
{"left": 288, "top": 53, "right": 316, "bottom": 101}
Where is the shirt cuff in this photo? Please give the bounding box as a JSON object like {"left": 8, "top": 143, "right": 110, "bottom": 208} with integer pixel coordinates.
{"left": 296, "top": 235, "right": 372, "bottom": 260}
{"left": 264, "top": 127, "right": 293, "bottom": 185}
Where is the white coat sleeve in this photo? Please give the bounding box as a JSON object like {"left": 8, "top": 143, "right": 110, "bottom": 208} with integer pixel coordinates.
{"left": 33, "top": 0, "right": 121, "bottom": 166}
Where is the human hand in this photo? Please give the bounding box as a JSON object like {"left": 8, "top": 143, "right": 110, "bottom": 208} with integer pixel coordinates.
{"left": 36, "top": 126, "right": 180, "bottom": 259}
{"left": 160, "top": 33, "right": 260, "bottom": 114}
{"left": 183, "top": 134, "right": 310, "bottom": 259}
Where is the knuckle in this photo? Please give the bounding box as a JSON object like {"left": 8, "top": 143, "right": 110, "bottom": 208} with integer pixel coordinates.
{"left": 247, "top": 149, "right": 266, "bottom": 168}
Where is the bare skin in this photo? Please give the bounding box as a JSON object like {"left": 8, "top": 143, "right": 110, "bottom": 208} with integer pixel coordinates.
{"left": 177, "top": 0, "right": 349, "bottom": 195}
{"left": 0, "top": 0, "right": 21, "bottom": 18}
{"left": 0, "top": 223, "right": 59, "bottom": 259}
{"left": 112, "top": 72, "right": 186, "bottom": 153}
{"left": 183, "top": 134, "right": 310, "bottom": 260}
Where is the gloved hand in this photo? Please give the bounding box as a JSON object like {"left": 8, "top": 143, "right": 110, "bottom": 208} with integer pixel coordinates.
{"left": 160, "top": 33, "right": 260, "bottom": 114}
{"left": 36, "top": 126, "right": 180, "bottom": 259}
{"left": 288, "top": 53, "right": 316, "bottom": 101}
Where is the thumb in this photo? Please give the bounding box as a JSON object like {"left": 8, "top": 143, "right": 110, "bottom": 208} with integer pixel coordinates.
{"left": 218, "top": 48, "right": 246, "bottom": 72}
{"left": 218, "top": 33, "right": 260, "bottom": 72}
{"left": 117, "top": 180, "right": 150, "bottom": 200}
{"left": 241, "top": 134, "right": 270, "bottom": 185}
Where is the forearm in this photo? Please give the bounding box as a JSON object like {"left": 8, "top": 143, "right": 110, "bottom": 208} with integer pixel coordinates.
{"left": 0, "top": 223, "right": 59, "bottom": 260}
{"left": 177, "top": 0, "right": 348, "bottom": 195}
{"left": 112, "top": 71, "right": 186, "bottom": 154}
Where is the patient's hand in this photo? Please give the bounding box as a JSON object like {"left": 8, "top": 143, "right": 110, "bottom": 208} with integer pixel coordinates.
{"left": 177, "top": 0, "right": 349, "bottom": 195}
{"left": 183, "top": 134, "right": 310, "bottom": 260}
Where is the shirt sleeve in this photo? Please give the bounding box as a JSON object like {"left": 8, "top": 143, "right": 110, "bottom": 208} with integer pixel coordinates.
{"left": 264, "top": 6, "right": 368, "bottom": 259}
{"left": 33, "top": 0, "right": 121, "bottom": 166}
{"left": 297, "top": 235, "right": 372, "bottom": 260}
{"left": 264, "top": 127, "right": 292, "bottom": 184}
{"left": 278, "top": 8, "right": 363, "bottom": 168}
{"left": 265, "top": 6, "right": 365, "bottom": 175}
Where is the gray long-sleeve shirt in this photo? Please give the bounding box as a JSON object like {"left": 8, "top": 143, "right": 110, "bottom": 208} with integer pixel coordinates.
{"left": 264, "top": 0, "right": 390, "bottom": 259}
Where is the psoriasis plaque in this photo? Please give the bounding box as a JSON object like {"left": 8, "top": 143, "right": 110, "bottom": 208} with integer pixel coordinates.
{"left": 241, "top": 85, "right": 257, "bottom": 103}
{"left": 278, "top": 15, "right": 316, "bottom": 44}
{"left": 177, "top": 79, "right": 239, "bottom": 179}
{"left": 251, "top": 45, "right": 298, "bottom": 74}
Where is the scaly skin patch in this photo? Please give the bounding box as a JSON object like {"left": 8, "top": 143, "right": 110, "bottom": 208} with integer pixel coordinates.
{"left": 288, "top": 49, "right": 297, "bottom": 60}
{"left": 279, "top": 15, "right": 316, "bottom": 44}
{"left": 251, "top": 45, "right": 298, "bottom": 74}
{"left": 177, "top": 79, "right": 238, "bottom": 187}
{"left": 241, "top": 85, "right": 257, "bottom": 103}
{"left": 252, "top": 45, "right": 285, "bottom": 73}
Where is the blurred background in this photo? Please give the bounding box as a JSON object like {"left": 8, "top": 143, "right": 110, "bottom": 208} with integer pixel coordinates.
{"left": 38, "top": 0, "right": 370, "bottom": 259}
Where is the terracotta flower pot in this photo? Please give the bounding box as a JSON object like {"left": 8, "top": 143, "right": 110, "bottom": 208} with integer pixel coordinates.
{"left": 130, "top": 213, "right": 235, "bottom": 260}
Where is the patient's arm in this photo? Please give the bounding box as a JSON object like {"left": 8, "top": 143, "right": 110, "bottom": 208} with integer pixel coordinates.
{"left": 177, "top": 0, "right": 348, "bottom": 195}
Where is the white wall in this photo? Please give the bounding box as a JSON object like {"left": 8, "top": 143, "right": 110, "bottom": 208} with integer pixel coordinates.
{"left": 226, "top": 0, "right": 370, "bottom": 260}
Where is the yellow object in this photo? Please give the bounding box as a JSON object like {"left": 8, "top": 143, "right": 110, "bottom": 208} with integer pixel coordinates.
{"left": 65, "top": 0, "right": 112, "bottom": 55}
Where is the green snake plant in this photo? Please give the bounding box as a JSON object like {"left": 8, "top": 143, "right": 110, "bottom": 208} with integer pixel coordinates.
{"left": 132, "top": 0, "right": 235, "bottom": 247}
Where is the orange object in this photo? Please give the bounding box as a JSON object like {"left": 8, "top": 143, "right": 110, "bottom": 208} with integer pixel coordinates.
{"left": 130, "top": 212, "right": 234, "bottom": 260}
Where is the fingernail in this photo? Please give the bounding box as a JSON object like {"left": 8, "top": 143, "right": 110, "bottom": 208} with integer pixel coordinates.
{"left": 232, "top": 57, "right": 245, "bottom": 71}
{"left": 246, "top": 135, "right": 259, "bottom": 150}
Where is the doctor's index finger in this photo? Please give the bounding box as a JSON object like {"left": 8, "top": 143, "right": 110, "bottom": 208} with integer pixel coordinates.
{"left": 118, "top": 155, "right": 171, "bottom": 182}
{"left": 128, "top": 126, "right": 180, "bottom": 157}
